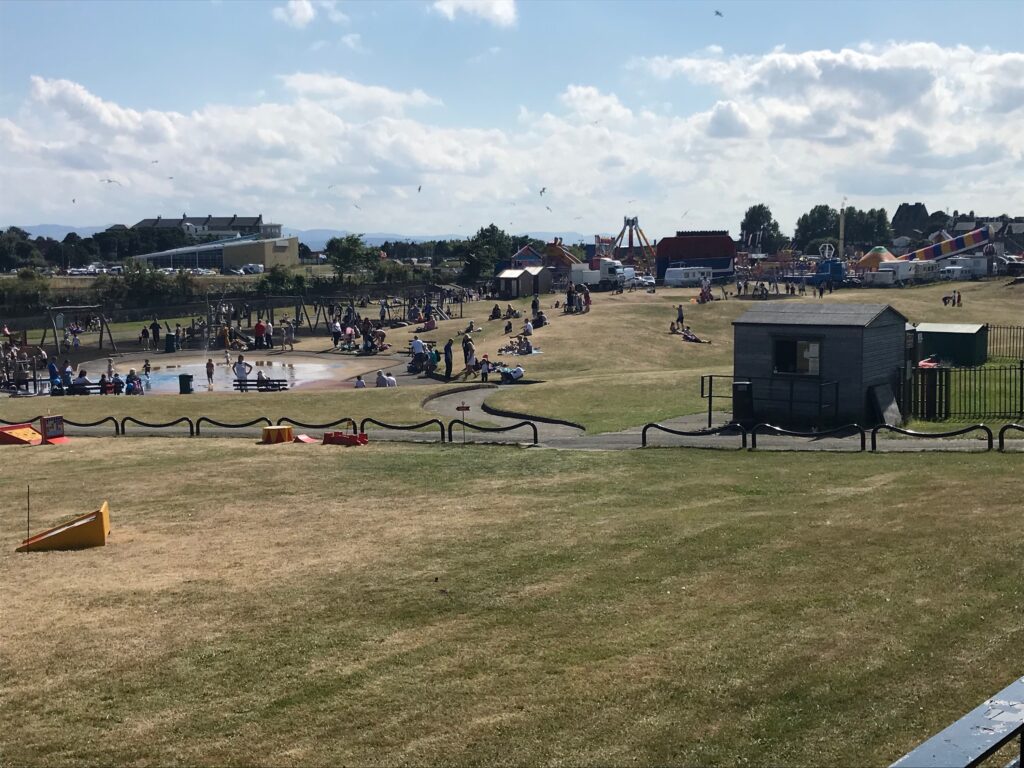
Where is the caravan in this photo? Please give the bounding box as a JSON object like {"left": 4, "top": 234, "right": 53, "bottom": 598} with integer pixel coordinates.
{"left": 908, "top": 260, "right": 938, "bottom": 283}
{"left": 663, "top": 267, "right": 713, "bottom": 287}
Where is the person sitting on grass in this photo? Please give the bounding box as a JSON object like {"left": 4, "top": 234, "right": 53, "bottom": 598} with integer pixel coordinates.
{"left": 669, "top": 321, "right": 679, "bottom": 334}
{"left": 490, "top": 304, "right": 502, "bottom": 321}
{"left": 375, "top": 370, "right": 387, "bottom": 387}
{"left": 500, "top": 364, "right": 525, "bottom": 384}
{"left": 681, "top": 326, "right": 711, "bottom": 344}
{"left": 504, "top": 320, "right": 513, "bottom": 335}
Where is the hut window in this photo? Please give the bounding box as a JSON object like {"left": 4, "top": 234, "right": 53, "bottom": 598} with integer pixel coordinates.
{"left": 773, "top": 339, "right": 820, "bottom": 375}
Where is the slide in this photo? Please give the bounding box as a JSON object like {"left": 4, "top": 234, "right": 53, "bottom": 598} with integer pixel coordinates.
{"left": 899, "top": 226, "right": 992, "bottom": 261}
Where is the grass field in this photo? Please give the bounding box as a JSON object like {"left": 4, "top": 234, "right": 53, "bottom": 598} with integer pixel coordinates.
{"left": 1, "top": 440, "right": 1021, "bottom": 766}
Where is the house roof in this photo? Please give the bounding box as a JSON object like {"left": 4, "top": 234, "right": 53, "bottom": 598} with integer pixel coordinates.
{"left": 523, "top": 266, "right": 547, "bottom": 276}
{"left": 498, "top": 269, "right": 526, "bottom": 279}
{"left": 953, "top": 221, "right": 977, "bottom": 232}
{"left": 733, "top": 303, "right": 908, "bottom": 327}
{"left": 132, "top": 215, "right": 263, "bottom": 230}
{"left": 914, "top": 323, "right": 985, "bottom": 334}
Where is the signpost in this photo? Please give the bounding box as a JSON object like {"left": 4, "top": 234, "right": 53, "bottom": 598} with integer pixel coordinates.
{"left": 456, "top": 401, "right": 470, "bottom": 444}
{"left": 39, "top": 415, "right": 68, "bottom": 444}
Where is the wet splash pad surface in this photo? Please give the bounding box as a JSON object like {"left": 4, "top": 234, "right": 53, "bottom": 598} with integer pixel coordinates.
{"left": 131, "top": 359, "right": 358, "bottom": 393}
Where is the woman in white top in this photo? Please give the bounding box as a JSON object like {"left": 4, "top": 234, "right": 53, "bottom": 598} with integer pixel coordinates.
{"left": 232, "top": 355, "right": 253, "bottom": 391}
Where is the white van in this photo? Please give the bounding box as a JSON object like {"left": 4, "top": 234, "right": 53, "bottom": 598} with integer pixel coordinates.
{"left": 940, "top": 266, "right": 966, "bottom": 280}
{"left": 663, "top": 267, "right": 713, "bottom": 287}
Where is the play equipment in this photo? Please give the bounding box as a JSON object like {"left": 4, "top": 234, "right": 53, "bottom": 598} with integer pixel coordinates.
{"left": 261, "top": 425, "right": 294, "bottom": 443}
{"left": 0, "top": 423, "right": 43, "bottom": 446}
{"left": 17, "top": 501, "right": 111, "bottom": 552}
{"left": 0, "top": 415, "right": 69, "bottom": 446}
{"left": 39, "top": 304, "right": 119, "bottom": 356}
{"left": 323, "top": 431, "right": 369, "bottom": 446}
{"left": 292, "top": 434, "right": 318, "bottom": 443}
{"left": 899, "top": 226, "right": 992, "bottom": 261}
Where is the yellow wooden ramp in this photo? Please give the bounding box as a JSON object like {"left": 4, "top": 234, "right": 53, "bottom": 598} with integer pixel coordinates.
{"left": 16, "top": 501, "right": 111, "bottom": 552}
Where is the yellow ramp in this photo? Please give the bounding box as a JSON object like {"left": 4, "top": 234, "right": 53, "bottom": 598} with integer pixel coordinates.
{"left": 16, "top": 501, "right": 111, "bottom": 552}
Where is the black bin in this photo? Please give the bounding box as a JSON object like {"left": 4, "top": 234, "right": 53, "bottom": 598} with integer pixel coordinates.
{"left": 164, "top": 333, "right": 176, "bottom": 353}
{"left": 178, "top": 374, "right": 194, "bottom": 395}
{"left": 732, "top": 380, "right": 754, "bottom": 424}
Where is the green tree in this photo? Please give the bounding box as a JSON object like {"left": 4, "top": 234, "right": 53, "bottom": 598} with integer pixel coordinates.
{"left": 739, "top": 204, "right": 784, "bottom": 254}
{"left": 325, "top": 234, "right": 375, "bottom": 282}
{"left": 793, "top": 204, "right": 839, "bottom": 251}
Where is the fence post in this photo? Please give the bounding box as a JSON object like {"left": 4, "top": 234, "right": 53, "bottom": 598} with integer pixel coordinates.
{"left": 708, "top": 376, "right": 714, "bottom": 429}
{"left": 1019, "top": 360, "right": 1023, "bottom": 419}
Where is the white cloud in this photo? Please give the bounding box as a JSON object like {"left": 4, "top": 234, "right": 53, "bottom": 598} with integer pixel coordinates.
{"left": 3, "top": 45, "right": 1022, "bottom": 236}
{"left": 272, "top": 0, "right": 316, "bottom": 28}
{"left": 341, "top": 33, "right": 365, "bottom": 52}
{"left": 279, "top": 73, "right": 440, "bottom": 114}
{"left": 432, "top": 0, "right": 516, "bottom": 27}
{"left": 272, "top": 0, "right": 348, "bottom": 28}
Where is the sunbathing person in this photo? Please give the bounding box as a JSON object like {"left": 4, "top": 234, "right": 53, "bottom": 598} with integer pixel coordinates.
{"left": 681, "top": 325, "right": 711, "bottom": 344}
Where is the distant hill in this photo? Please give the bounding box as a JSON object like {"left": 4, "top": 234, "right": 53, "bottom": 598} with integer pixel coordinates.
{"left": 12, "top": 224, "right": 112, "bottom": 240}
{"left": 9, "top": 224, "right": 594, "bottom": 251}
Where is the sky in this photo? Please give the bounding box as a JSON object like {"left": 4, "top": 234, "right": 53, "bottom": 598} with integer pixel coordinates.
{"left": 1, "top": 0, "right": 1023, "bottom": 239}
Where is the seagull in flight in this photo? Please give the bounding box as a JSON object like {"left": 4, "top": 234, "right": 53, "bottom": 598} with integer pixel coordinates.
{"left": 417, "top": 185, "right": 422, "bottom": 193}
{"left": 72, "top": 198, "right": 76, "bottom": 204}
{"left": 539, "top": 187, "right": 547, "bottom": 196}
{"left": 167, "top": 176, "right": 174, "bottom": 180}
{"left": 573, "top": 216, "right": 583, "bottom": 220}
{"left": 714, "top": 9, "right": 724, "bottom": 16}
{"left": 352, "top": 203, "right": 362, "bottom": 210}
{"left": 545, "top": 205, "right": 553, "bottom": 212}
{"left": 100, "top": 178, "right": 122, "bottom": 186}
{"left": 327, "top": 184, "right": 338, "bottom": 190}
{"left": 150, "top": 159, "right": 159, "bottom": 164}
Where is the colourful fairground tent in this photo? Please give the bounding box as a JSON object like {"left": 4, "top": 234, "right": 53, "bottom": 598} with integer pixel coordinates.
{"left": 857, "top": 246, "right": 897, "bottom": 271}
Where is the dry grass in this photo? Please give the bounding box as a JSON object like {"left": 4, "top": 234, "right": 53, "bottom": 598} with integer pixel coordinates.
{"left": 1, "top": 439, "right": 1021, "bottom": 766}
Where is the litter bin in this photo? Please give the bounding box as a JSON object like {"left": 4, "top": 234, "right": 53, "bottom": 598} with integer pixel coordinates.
{"left": 178, "top": 373, "right": 194, "bottom": 395}
{"left": 164, "top": 333, "right": 176, "bottom": 353}
{"left": 732, "top": 380, "right": 754, "bottom": 424}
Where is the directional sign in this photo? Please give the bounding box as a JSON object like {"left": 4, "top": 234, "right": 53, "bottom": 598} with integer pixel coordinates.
{"left": 456, "top": 405, "right": 470, "bottom": 412}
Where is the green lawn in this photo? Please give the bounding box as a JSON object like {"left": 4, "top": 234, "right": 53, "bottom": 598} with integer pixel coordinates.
{"left": 1, "top": 441, "right": 1021, "bottom": 766}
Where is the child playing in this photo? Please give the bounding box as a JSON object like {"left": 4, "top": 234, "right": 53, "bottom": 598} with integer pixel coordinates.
{"left": 142, "top": 359, "right": 151, "bottom": 379}
{"left": 206, "top": 358, "right": 215, "bottom": 390}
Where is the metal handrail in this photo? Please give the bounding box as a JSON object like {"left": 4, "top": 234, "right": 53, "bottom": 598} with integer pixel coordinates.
{"left": 120, "top": 416, "right": 195, "bottom": 437}
{"left": 641, "top": 422, "right": 748, "bottom": 449}
{"left": 870, "top": 423, "right": 993, "bottom": 452}
{"left": 750, "top": 423, "right": 866, "bottom": 451}
{"left": 447, "top": 419, "right": 538, "bottom": 445}
{"left": 359, "top": 417, "right": 445, "bottom": 443}
{"left": 195, "top": 416, "right": 272, "bottom": 436}
{"left": 63, "top": 416, "right": 121, "bottom": 436}
{"left": 997, "top": 423, "right": 1024, "bottom": 452}
{"left": 276, "top": 416, "right": 357, "bottom": 434}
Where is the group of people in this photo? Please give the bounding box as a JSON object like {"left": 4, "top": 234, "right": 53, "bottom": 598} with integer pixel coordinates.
{"left": 563, "top": 283, "right": 592, "bottom": 314}
{"left": 671, "top": 305, "right": 711, "bottom": 343}
{"left": 46, "top": 356, "right": 147, "bottom": 395}
{"left": 941, "top": 290, "right": 964, "bottom": 307}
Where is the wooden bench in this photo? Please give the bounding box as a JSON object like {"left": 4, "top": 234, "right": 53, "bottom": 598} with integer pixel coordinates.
{"left": 891, "top": 676, "right": 1024, "bottom": 768}
{"left": 232, "top": 378, "right": 289, "bottom": 392}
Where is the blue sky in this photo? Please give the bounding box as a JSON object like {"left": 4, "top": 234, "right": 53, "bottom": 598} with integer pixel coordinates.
{"left": 1, "top": 0, "right": 1022, "bottom": 236}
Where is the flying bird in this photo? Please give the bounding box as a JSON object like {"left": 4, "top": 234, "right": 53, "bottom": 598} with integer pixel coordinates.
{"left": 352, "top": 203, "right": 362, "bottom": 210}
{"left": 545, "top": 205, "right": 552, "bottom": 212}
{"left": 573, "top": 216, "right": 583, "bottom": 220}
{"left": 628, "top": 199, "right": 636, "bottom": 204}
{"left": 100, "top": 178, "right": 122, "bottom": 185}
{"left": 417, "top": 185, "right": 422, "bottom": 193}
{"left": 150, "top": 159, "right": 159, "bottom": 164}
{"left": 72, "top": 198, "right": 76, "bottom": 204}
{"left": 327, "top": 184, "right": 338, "bottom": 190}
{"left": 167, "top": 176, "right": 174, "bottom": 180}
{"left": 539, "top": 187, "right": 546, "bottom": 196}
{"left": 714, "top": 9, "right": 723, "bottom": 16}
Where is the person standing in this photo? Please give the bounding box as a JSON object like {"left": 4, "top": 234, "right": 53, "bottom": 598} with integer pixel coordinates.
{"left": 331, "top": 319, "right": 342, "bottom": 348}
{"left": 480, "top": 355, "right": 490, "bottom": 383}
{"left": 379, "top": 300, "right": 387, "bottom": 323}
{"left": 443, "top": 338, "right": 454, "bottom": 380}
{"left": 254, "top": 318, "right": 266, "bottom": 350}
{"left": 265, "top": 319, "right": 274, "bottom": 349}
{"left": 676, "top": 304, "right": 685, "bottom": 325}
{"left": 140, "top": 325, "right": 150, "bottom": 350}
{"left": 149, "top": 318, "right": 161, "bottom": 349}
{"left": 284, "top": 320, "right": 295, "bottom": 351}
{"left": 232, "top": 354, "right": 252, "bottom": 391}
{"left": 206, "top": 358, "right": 215, "bottom": 390}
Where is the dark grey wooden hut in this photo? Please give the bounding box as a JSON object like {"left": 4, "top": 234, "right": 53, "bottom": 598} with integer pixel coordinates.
{"left": 731, "top": 303, "right": 908, "bottom": 427}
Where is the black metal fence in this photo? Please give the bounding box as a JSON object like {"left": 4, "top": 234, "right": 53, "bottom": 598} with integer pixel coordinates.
{"left": 987, "top": 324, "right": 1024, "bottom": 359}
{"left": 909, "top": 361, "right": 1024, "bottom": 420}
{"left": 700, "top": 374, "right": 840, "bottom": 429}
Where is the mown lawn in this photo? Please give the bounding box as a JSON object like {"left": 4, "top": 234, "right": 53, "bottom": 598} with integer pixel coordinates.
{"left": 1, "top": 440, "right": 1021, "bottom": 766}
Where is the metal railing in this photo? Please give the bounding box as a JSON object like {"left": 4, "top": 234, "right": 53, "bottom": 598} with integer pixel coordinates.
{"left": 276, "top": 416, "right": 357, "bottom": 434}
{"left": 446, "top": 419, "right": 538, "bottom": 445}
{"left": 641, "top": 421, "right": 748, "bottom": 449}
{"left": 891, "top": 675, "right": 1023, "bottom": 768}
{"left": 870, "top": 423, "right": 993, "bottom": 452}
{"left": 987, "top": 324, "right": 1024, "bottom": 359}
{"left": 750, "top": 423, "right": 866, "bottom": 451}
{"left": 910, "top": 362, "right": 1023, "bottom": 421}
{"left": 359, "top": 417, "right": 446, "bottom": 443}
{"left": 195, "top": 416, "right": 272, "bottom": 436}
{"left": 120, "top": 416, "right": 195, "bottom": 437}
{"left": 998, "top": 423, "right": 1024, "bottom": 452}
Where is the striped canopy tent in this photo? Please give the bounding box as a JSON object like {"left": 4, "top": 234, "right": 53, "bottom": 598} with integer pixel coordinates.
{"left": 857, "top": 246, "right": 898, "bottom": 271}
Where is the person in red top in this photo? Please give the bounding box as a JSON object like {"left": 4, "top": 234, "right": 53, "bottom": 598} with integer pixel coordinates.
{"left": 253, "top": 319, "right": 266, "bottom": 349}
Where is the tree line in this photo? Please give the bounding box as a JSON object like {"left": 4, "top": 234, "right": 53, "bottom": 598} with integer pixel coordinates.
{"left": 739, "top": 203, "right": 895, "bottom": 256}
